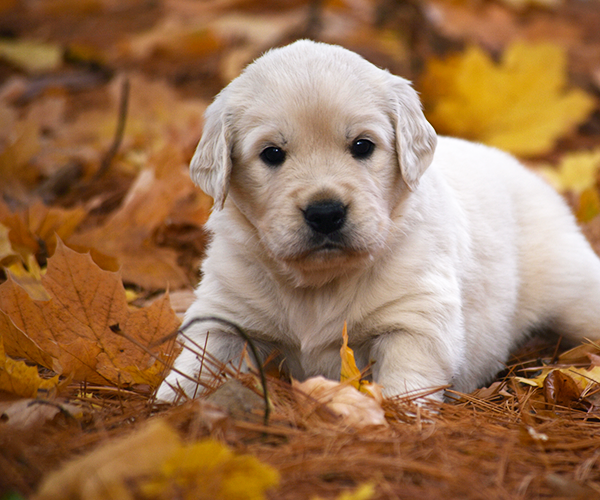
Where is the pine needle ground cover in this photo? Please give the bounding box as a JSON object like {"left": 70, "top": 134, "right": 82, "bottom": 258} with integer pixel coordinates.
{"left": 2, "top": 0, "right": 600, "bottom": 498}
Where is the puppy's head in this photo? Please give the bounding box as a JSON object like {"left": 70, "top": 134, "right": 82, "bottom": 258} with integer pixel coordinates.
{"left": 192, "top": 40, "right": 437, "bottom": 286}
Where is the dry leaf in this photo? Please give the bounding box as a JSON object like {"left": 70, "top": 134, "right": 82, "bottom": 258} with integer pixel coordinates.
{"left": 543, "top": 370, "right": 581, "bottom": 407}
{"left": 536, "top": 148, "right": 600, "bottom": 193}
{"left": 69, "top": 147, "right": 211, "bottom": 289}
{"left": 312, "top": 483, "right": 375, "bottom": 500}
{"left": 294, "top": 376, "right": 388, "bottom": 428}
{"left": 0, "top": 39, "right": 62, "bottom": 74}
{"left": 0, "top": 334, "right": 60, "bottom": 398}
{"left": 140, "top": 431, "right": 280, "bottom": 500}
{"left": 340, "top": 322, "right": 384, "bottom": 402}
{"left": 0, "top": 200, "right": 87, "bottom": 260}
{"left": 35, "top": 418, "right": 279, "bottom": 500}
{"left": 517, "top": 365, "right": 600, "bottom": 404}
{"left": 420, "top": 42, "right": 595, "bottom": 156}
{"left": 340, "top": 321, "right": 362, "bottom": 389}
{"left": 0, "top": 223, "right": 19, "bottom": 265}
{"left": 0, "top": 238, "right": 181, "bottom": 387}
{"left": 0, "top": 398, "right": 86, "bottom": 428}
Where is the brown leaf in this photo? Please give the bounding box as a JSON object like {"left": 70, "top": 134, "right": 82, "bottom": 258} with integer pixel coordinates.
{"left": 543, "top": 370, "right": 582, "bottom": 407}
{"left": 70, "top": 148, "right": 211, "bottom": 289}
{"left": 0, "top": 239, "right": 181, "bottom": 387}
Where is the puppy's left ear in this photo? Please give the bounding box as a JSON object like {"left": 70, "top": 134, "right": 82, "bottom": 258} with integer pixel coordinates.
{"left": 389, "top": 75, "right": 437, "bottom": 190}
{"left": 190, "top": 94, "right": 233, "bottom": 210}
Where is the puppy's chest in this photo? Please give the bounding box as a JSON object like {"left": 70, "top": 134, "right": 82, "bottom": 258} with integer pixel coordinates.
{"left": 276, "top": 287, "right": 365, "bottom": 352}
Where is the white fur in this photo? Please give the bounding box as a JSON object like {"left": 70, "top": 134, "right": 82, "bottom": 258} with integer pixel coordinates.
{"left": 157, "top": 40, "right": 600, "bottom": 402}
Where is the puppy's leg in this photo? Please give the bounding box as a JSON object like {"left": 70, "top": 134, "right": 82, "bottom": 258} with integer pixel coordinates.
{"left": 156, "top": 327, "right": 249, "bottom": 402}
{"left": 368, "top": 319, "right": 465, "bottom": 401}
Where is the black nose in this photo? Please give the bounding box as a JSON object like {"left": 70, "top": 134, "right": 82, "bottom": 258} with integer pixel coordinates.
{"left": 303, "top": 200, "right": 347, "bottom": 235}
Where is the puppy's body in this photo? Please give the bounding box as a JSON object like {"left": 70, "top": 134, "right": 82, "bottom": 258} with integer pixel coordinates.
{"left": 157, "top": 41, "right": 600, "bottom": 401}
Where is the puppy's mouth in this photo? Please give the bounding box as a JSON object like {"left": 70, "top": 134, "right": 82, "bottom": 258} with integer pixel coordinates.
{"left": 286, "top": 235, "right": 366, "bottom": 263}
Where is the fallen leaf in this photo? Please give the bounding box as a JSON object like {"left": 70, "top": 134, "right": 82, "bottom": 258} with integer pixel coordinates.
{"left": 576, "top": 187, "right": 600, "bottom": 223}
{"left": 141, "top": 433, "right": 280, "bottom": 500}
{"left": 420, "top": 42, "right": 596, "bottom": 156}
{"left": 0, "top": 200, "right": 87, "bottom": 260}
{"left": 0, "top": 334, "right": 59, "bottom": 398}
{"left": 0, "top": 398, "right": 86, "bottom": 428}
{"left": 70, "top": 147, "right": 211, "bottom": 289}
{"left": 0, "top": 39, "right": 62, "bottom": 73}
{"left": 340, "top": 321, "right": 362, "bottom": 389}
{"left": 294, "top": 376, "right": 388, "bottom": 428}
{"left": 0, "top": 238, "right": 181, "bottom": 387}
{"left": 312, "top": 483, "right": 376, "bottom": 500}
{"left": 34, "top": 419, "right": 182, "bottom": 500}
{"left": 35, "top": 418, "right": 279, "bottom": 500}
{"left": 543, "top": 369, "right": 582, "bottom": 407}
{"left": 0, "top": 223, "right": 19, "bottom": 265}
{"left": 3, "top": 255, "right": 49, "bottom": 301}
{"left": 340, "top": 322, "right": 384, "bottom": 403}
{"left": 536, "top": 148, "right": 600, "bottom": 193}
{"left": 517, "top": 365, "right": 600, "bottom": 407}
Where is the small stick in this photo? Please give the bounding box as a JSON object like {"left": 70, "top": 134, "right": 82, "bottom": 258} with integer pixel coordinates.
{"left": 94, "top": 77, "right": 129, "bottom": 180}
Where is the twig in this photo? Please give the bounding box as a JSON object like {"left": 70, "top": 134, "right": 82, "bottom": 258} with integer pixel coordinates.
{"left": 93, "top": 77, "right": 129, "bottom": 181}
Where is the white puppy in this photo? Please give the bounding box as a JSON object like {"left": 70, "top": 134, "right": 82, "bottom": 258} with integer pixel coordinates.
{"left": 157, "top": 40, "right": 600, "bottom": 402}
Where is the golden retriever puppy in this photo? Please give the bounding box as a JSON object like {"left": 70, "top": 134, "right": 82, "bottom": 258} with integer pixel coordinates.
{"left": 157, "top": 40, "right": 600, "bottom": 402}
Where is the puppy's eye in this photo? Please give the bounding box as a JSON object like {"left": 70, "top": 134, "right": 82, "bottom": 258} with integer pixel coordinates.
{"left": 260, "top": 147, "right": 286, "bottom": 167}
{"left": 351, "top": 139, "right": 375, "bottom": 159}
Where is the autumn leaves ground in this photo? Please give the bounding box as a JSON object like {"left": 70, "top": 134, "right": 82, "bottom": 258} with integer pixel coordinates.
{"left": 2, "top": 0, "right": 600, "bottom": 499}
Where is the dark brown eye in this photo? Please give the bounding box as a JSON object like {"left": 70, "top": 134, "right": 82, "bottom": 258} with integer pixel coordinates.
{"left": 351, "top": 139, "right": 375, "bottom": 159}
{"left": 260, "top": 147, "right": 286, "bottom": 167}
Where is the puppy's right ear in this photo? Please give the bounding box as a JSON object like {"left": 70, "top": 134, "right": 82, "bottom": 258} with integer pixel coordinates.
{"left": 190, "top": 96, "right": 233, "bottom": 210}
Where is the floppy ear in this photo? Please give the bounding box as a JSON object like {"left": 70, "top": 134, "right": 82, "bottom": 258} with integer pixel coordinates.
{"left": 389, "top": 75, "right": 437, "bottom": 190}
{"left": 190, "top": 94, "right": 233, "bottom": 210}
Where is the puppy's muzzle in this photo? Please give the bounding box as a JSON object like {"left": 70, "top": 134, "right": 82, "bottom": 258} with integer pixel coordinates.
{"left": 302, "top": 200, "right": 347, "bottom": 235}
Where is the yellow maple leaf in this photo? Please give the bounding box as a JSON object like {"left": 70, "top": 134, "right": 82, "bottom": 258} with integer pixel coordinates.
{"left": 420, "top": 42, "right": 595, "bottom": 157}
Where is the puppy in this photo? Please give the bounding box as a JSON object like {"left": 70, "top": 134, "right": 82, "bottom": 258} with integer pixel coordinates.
{"left": 157, "top": 40, "right": 600, "bottom": 402}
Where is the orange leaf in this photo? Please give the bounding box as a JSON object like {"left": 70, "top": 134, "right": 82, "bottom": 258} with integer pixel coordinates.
{"left": 0, "top": 238, "right": 181, "bottom": 387}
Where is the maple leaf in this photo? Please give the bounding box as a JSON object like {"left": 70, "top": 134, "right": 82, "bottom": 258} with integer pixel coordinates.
{"left": 0, "top": 238, "right": 181, "bottom": 387}
{"left": 420, "top": 42, "right": 595, "bottom": 156}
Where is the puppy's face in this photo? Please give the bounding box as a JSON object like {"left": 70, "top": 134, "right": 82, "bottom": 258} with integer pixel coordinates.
{"left": 192, "top": 41, "right": 437, "bottom": 286}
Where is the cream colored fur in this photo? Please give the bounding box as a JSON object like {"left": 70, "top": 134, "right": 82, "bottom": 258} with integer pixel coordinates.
{"left": 157, "top": 40, "right": 600, "bottom": 402}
